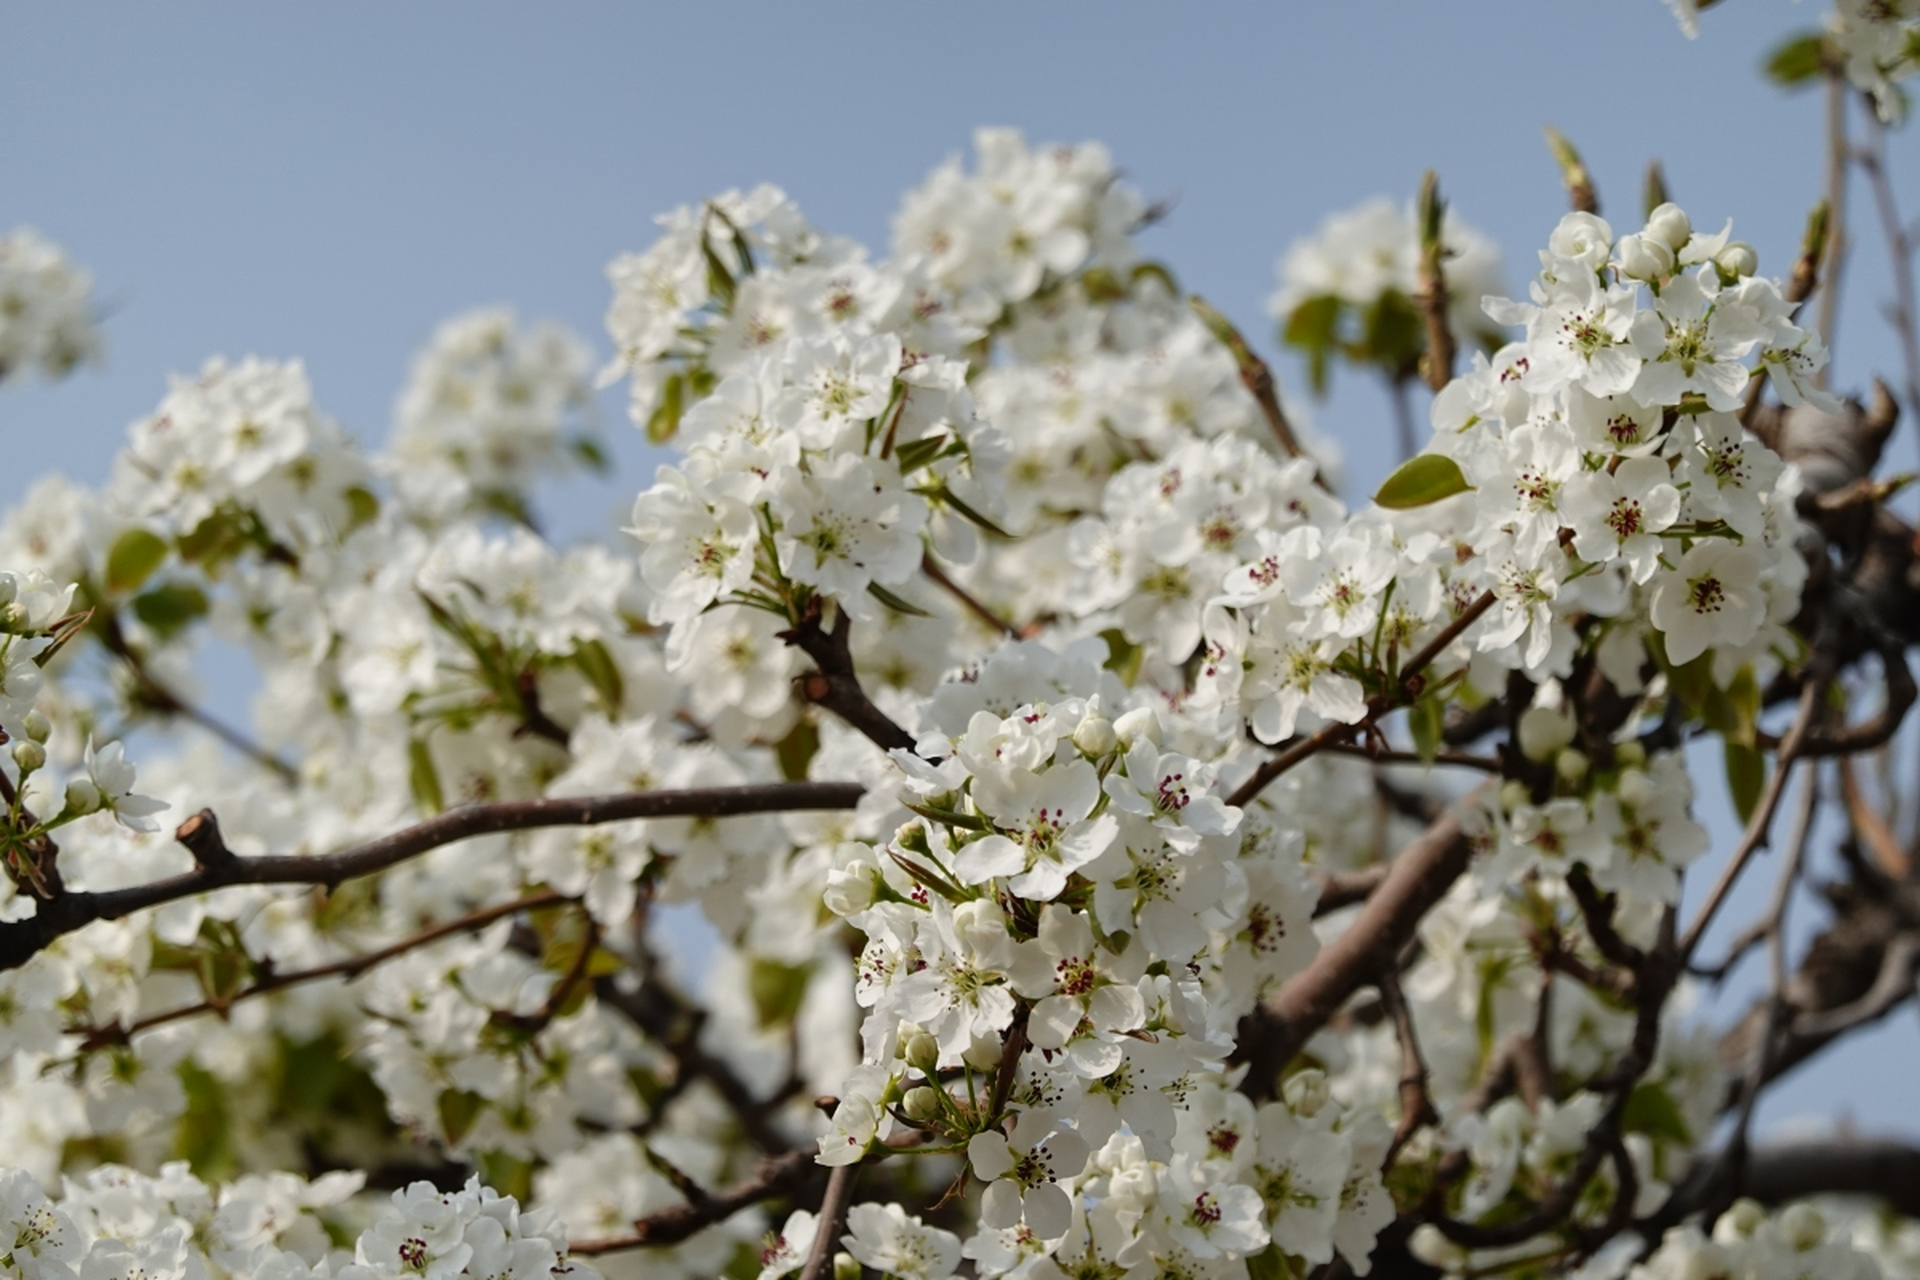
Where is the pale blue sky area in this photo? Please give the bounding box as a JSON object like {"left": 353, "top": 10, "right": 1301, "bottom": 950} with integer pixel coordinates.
{"left": 4, "top": 2, "right": 1917, "bottom": 1142}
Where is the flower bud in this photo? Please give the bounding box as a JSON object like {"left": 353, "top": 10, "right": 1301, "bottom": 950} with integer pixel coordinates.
{"left": 1548, "top": 211, "right": 1613, "bottom": 268}
{"left": 1518, "top": 704, "right": 1576, "bottom": 762}
{"left": 1112, "top": 706, "right": 1159, "bottom": 748}
{"left": 1554, "top": 748, "right": 1589, "bottom": 784}
{"left": 823, "top": 866, "right": 875, "bottom": 918}
{"left": 22, "top": 710, "right": 50, "bottom": 744}
{"left": 1408, "top": 1224, "right": 1467, "bottom": 1270}
{"left": 903, "top": 1031, "right": 940, "bottom": 1075}
{"left": 1617, "top": 767, "right": 1652, "bottom": 809}
{"left": 1715, "top": 241, "right": 1758, "bottom": 280}
{"left": 1645, "top": 202, "right": 1692, "bottom": 251}
{"left": 1716, "top": 1198, "right": 1767, "bottom": 1242}
{"left": 64, "top": 777, "right": 101, "bottom": 817}
{"left": 962, "top": 1033, "right": 1003, "bottom": 1072}
{"left": 833, "top": 1253, "right": 861, "bottom": 1280}
{"left": 1073, "top": 713, "right": 1118, "bottom": 758}
{"left": 1282, "top": 1068, "right": 1329, "bottom": 1118}
{"left": 1614, "top": 232, "right": 1674, "bottom": 282}
{"left": 1777, "top": 1202, "right": 1826, "bottom": 1250}
{"left": 1500, "top": 780, "right": 1533, "bottom": 814}
{"left": 11, "top": 740, "right": 45, "bottom": 774}
{"left": 901, "top": 1086, "right": 942, "bottom": 1123}
{"left": 1613, "top": 739, "right": 1647, "bottom": 769}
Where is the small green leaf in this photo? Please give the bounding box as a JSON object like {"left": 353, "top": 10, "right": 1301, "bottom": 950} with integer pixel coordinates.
{"left": 131, "top": 582, "right": 210, "bottom": 642}
{"left": 1243, "top": 1245, "right": 1286, "bottom": 1280}
{"left": 568, "top": 434, "right": 611, "bottom": 474}
{"left": 437, "top": 1089, "right": 487, "bottom": 1146}
{"left": 1100, "top": 628, "right": 1143, "bottom": 686}
{"left": 773, "top": 718, "right": 820, "bottom": 783}
{"left": 1409, "top": 696, "right": 1443, "bottom": 766}
{"left": 901, "top": 800, "right": 990, "bottom": 832}
{"left": 646, "top": 373, "right": 685, "bottom": 445}
{"left": 930, "top": 484, "right": 1012, "bottom": 539}
{"left": 176, "top": 509, "right": 246, "bottom": 568}
{"left": 747, "top": 958, "right": 814, "bottom": 1027}
{"left": 105, "top": 528, "right": 168, "bottom": 595}
{"left": 409, "top": 738, "right": 445, "bottom": 816}
{"left": 1724, "top": 739, "right": 1765, "bottom": 824}
{"left": 343, "top": 485, "right": 381, "bottom": 531}
{"left": 1374, "top": 453, "right": 1472, "bottom": 509}
{"left": 867, "top": 580, "right": 933, "bottom": 617}
{"left": 1622, "top": 1081, "right": 1693, "bottom": 1147}
{"left": 571, "top": 639, "right": 625, "bottom": 714}
{"left": 1764, "top": 31, "right": 1829, "bottom": 87}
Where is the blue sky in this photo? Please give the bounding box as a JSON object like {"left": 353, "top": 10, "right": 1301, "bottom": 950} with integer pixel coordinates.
{"left": 4, "top": 1, "right": 1916, "bottom": 1140}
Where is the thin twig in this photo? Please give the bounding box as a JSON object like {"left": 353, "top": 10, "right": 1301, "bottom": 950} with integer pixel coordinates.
{"left": 1225, "top": 589, "right": 1497, "bottom": 810}
{"left": 1860, "top": 107, "right": 1920, "bottom": 465}
{"left": 1815, "top": 69, "right": 1850, "bottom": 373}
{"left": 1379, "top": 965, "right": 1435, "bottom": 1166}
{"left": 1678, "top": 670, "right": 1826, "bottom": 961}
{"left": 921, "top": 552, "right": 1016, "bottom": 638}
{"left": 568, "top": 1151, "right": 818, "bottom": 1256}
{"left": 1722, "top": 766, "right": 1822, "bottom": 1190}
{"left": 782, "top": 605, "right": 918, "bottom": 755}
{"left": 73, "top": 888, "right": 568, "bottom": 1050}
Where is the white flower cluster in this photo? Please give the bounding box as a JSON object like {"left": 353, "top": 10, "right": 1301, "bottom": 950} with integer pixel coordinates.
{"left": 0, "top": 229, "right": 100, "bottom": 385}
{"left": 1201, "top": 205, "right": 1814, "bottom": 776}
{"left": 1828, "top": 0, "right": 1920, "bottom": 120}
{"left": 1269, "top": 194, "right": 1508, "bottom": 370}
{"left": 0, "top": 1162, "right": 589, "bottom": 1280}
{"left": 386, "top": 308, "right": 599, "bottom": 524}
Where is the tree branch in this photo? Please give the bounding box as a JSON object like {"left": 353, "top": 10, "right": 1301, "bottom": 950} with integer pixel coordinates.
{"left": 1235, "top": 807, "right": 1472, "bottom": 1098}
{"left": 0, "top": 781, "right": 866, "bottom": 972}
{"left": 567, "top": 1150, "right": 819, "bottom": 1256}
{"left": 782, "top": 606, "right": 917, "bottom": 755}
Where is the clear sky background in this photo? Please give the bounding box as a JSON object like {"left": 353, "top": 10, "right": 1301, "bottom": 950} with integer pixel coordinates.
{"left": 4, "top": 1, "right": 1917, "bottom": 1143}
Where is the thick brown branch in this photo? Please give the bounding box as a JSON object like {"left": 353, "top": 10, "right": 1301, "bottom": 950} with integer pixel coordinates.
{"left": 1236, "top": 808, "right": 1471, "bottom": 1098}
{"left": 0, "top": 781, "right": 866, "bottom": 972}
{"left": 783, "top": 607, "right": 917, "bottom": 755}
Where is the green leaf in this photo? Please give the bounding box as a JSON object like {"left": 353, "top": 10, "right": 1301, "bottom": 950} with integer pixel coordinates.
{"left": 1281, "top": 294, "right": 1343, "bottom": 395}
{"left": 1724, "top": 739, "right": 1765, "bottom": 825}
{"left": 773, "top": 718, "right": 820, "bottom": 783}
{"left": 1764, "top": 31, "right": 1829, "bottom": 87}
{"left": 1100, "top": 628, "right": 1143, "bottom": 686}
{"left": 571, "top": 639, "right": 625, "bottom": 714}
{"left": 176, "top": 509, "right": 246, "bottom": 569}
{"left": 1243, "top": 1245, "right": 1286, "bottom": 1280}
{"left": 343, "top": 485, "right": 381, "bottom": 531}
{"left": 867, "top": 580, "right": 933, "bottom": 617}
{"left": 747, "top": 958, "right": 814, "bottom": 1027}
{"left": 105, "top": 528, "right": 168, "bottom": 595}
{"left": 902, "top": 800, "right": 990, "bottom": 832}
{"left": 1622, "top": 1081, "right": 1693, "bottom": 1147}
{"left": 409, "top": 738, "right": 445, "bottom": 816}
{"left": 568, "top": 433, "right": 611, "bottom": 474}
{"left": 1359, "top": 289, "right": 1424, "bottom": 372}
{"left": 646, "top": 373, "right": 685, "bottom": 445}
{"left": 1374, "top": 453, "right": 1472, "bottom": 509}
{"left": 930, "top": 484, "right": 1012, "bottom": 539}
{"left": 1409, "top": 696, "right": 1443, "bottom": 766}
{"left": 437, "top": 1089, "right": 487, "bottom": 1146}
{"left": 131, "top": 582, "right": 210, "bottom": 642}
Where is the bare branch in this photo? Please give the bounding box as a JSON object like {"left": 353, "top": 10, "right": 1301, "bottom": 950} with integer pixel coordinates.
{"left": 782, "top": 606, "right": 917, "bottom": 755}
{"left": 1236, "top": 806, "right": 1473, "bottom": 1098}
{"left": 0, "top": 781, "right": 866, "bottom": 972}
{"left": 568, "top": 1150, "right": 818, "bottom": 1256}
{"left": 799, "top": 1162, "right": 859, "bottom": 1280}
